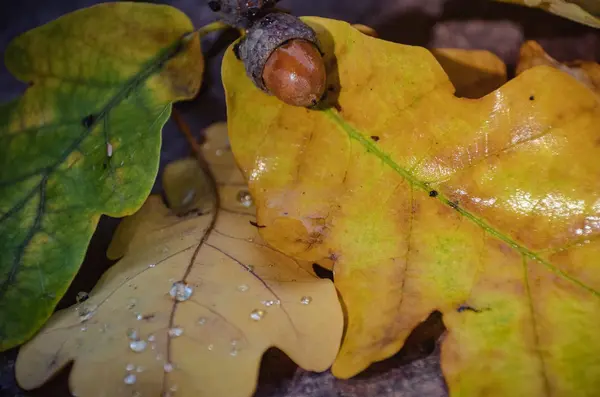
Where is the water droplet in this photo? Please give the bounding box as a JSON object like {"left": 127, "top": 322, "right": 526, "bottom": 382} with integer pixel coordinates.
{"left": 230, "top": 347, "right": 238, "bottom": 356}
{"left": 80, "top": 326, "right": 87, "bottom": 332}
{"left": 107, "top": 142, "right": 113, "bottom": 157}
{"left": 262, "top": 300, "right": 276, "bottom": 307}
{"left": 237, "top": 284, "right": 249, "bottom": 292}
{"left": 126, "top": 363, "right": 135, "bottom": 371}
{"left": 170, "top": 384, "right": 178, "bottom": 392}
{"left": 148, "top": 263, "right": 156, "bottom": 268}
{"left": 124, "top": 373, "right": 137, "bottom": 385}
{"left": 163, "top": 362, "right": 174, "bottom": 373}
{"left": 148, "top": 334, "right": 156, "bottom": 342}
{"left": 79, "top": 305, "right": 97, "bottom": 322}
{"left": 169, "top": 281, "right": 193, "bottom": 302}
{"left": 136, "top": 366, "right": 144, "bottom": 373}
{"left": 250, "top": 309, "right": 265, "bottom": 321}
{"left": 136, "top": 313, "right": 143, "bottom": 321}
{"left": 231, "top": 339, "right": 239, "bottom": 346}
{"left": 300, "top": 296, "right": 312, "bottom": 305}
{"left": 168, "top": 327, "right": 183, "bottom": 337}
{"left": 126, "top": 328, "right": 139, "bottom": 340}
{"left": 129, "top": 340, "right": 147, "bottom": 353}
{"left": 156, "top": 353, "right": 163, "bottom": 361}
{"left": 216, "top": 149, "right": 224, "bottom": 156}
{"left": 198, "top": 317, "right": 207, "bottom": 325}
{"left": 207, "top": 344, "right": 214, "bottom": 351}
{"left": 237, "top": 190, "right": 253, "bottom": 207}
{"left": 127, "top": 299, "right": 137, "bottom": 310}
{"left": 76, "top": 292, "right": 89, "bottom": 303}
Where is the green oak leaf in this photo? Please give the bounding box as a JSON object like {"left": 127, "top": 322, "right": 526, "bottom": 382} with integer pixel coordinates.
{"left": 0, "top": 2, "right": 204, "bottom": 351}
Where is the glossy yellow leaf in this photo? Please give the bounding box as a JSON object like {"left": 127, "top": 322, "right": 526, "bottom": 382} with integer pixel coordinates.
{"left": 516, "top": 40, "right": 600, "bottom": 95}
{"left": 497, "top": 0, "right": 600, "bottom": 28}
{"left": 223, "top": 17, "right": 600, "bottom": 396}
{"left": 15, "top": 122, "right": 343, "bottom": 397}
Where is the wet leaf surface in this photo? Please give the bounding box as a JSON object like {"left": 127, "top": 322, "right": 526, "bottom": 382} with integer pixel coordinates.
{"left": 15, "top": 123, "right": 343, "bottom": 397}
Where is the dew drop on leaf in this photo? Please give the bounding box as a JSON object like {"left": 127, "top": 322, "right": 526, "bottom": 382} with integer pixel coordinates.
{"left": 230, "top": 347, "right": 238, "bottom": 356}
{"left": 236, "top": 190, "right": 253, "bottom": 207}
{"left": 126, "top": 328, "right": 139, "bottom": 341}
{"left": 129, "top": 340, "right": 147, "bottom": 353}
{"left": 168, "top": 327, "right": 184, "bottom": 337}
{"left": 250, "top": 309, "right": 266, "bottom": 321}
{"left": 207, "top": 344, "right": 214, "bottom": 351}
{"left": 237, "top": 284, "right": 249, "bottom": 292}
{"left": 262, "top": 299, "right": 280, "bottom": 307}
{"left": 126, "top": 363, "right": 135, "bottom": 371}
{"left": 169, "top": 281, "right": 193, "bottom": 301}
{"left": 198, "top": 317, "right": 207, "bottom": 325}
{"left": 75, "top": 291, "right": 89, "bottom": 303}
{"left": 300, "top": 296, "right": 312, "bottom": 305}
{"left": 136, "top": 366, "right": 144, "bottom": 373}
{"left": 163, "top": 362, "right": 174, "bottom": 373}
{"left": 147, "top": 334, "right": 155, "bottom": 342}
{"left": 124, "top": 373, "right": 137, "bottom": 385}
{"left": 79, "top": 305, "right": 97, "bottom": 322}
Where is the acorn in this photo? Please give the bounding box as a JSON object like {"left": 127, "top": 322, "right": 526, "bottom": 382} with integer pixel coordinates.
{"left": 236, "top": 12, "right": 326, "bottom": 107}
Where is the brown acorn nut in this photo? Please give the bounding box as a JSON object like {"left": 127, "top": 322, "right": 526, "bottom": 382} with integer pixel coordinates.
{"left": 262, "top": 39, "right": 326, "bottom": 107}
{"left": 237, "top": 12, "right": 327, "bottom": 107}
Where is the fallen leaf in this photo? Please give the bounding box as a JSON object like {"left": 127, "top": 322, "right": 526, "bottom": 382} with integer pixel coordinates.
{"left": 15, "top": 122, "right": 343, "bottom": 397}
{"left": 223, "top": 17, "right": 600, "bottom": 396}
{"left": 516, "top": 40, "right": 600, "bottom": 94}
{"left": 430, "top": 48, "right": 507, "bottom": 99}
{"left": 0, "top": 3, "right": 203, "bottom": 350}
{"left": 497, "top": 0, "right": 600, "bottom": 28}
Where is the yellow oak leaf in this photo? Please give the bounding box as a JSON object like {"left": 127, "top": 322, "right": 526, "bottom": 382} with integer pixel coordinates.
{"left": 222, "top": 17, "right": 600, "bottom": 396}
{"left": 15, "top": 122, "right": 343, "bottom": 397}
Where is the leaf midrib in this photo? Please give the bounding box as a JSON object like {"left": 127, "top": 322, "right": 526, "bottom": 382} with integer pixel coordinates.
{"left": 324, "top": 108, "right": 600, "bottom": 298}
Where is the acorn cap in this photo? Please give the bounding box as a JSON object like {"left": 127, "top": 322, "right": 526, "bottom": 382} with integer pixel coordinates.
{"left": 238, "top": 12, "right": 320, "bottom": 93}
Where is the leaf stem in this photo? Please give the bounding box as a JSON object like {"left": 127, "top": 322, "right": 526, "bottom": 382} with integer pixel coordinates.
{"left": 195, "top": 21, "right": 229, "bottom": 39}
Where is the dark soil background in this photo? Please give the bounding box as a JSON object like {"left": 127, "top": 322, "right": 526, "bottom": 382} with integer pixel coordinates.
{"left": 0, "top": 0, "right": 598, "bottom": 396}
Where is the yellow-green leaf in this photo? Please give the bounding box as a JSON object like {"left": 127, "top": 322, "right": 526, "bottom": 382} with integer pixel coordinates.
{"left": 0, "top": 2, "right": 203, "bottom": 351}
{"left": 15, "top": 122, "right": 343, "bottom": 397}
{"left": 223, "top": 17, "right": 600, "bottom": 396}
{"left": 497, "top": 0, "right": 600, "bottom": 28}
